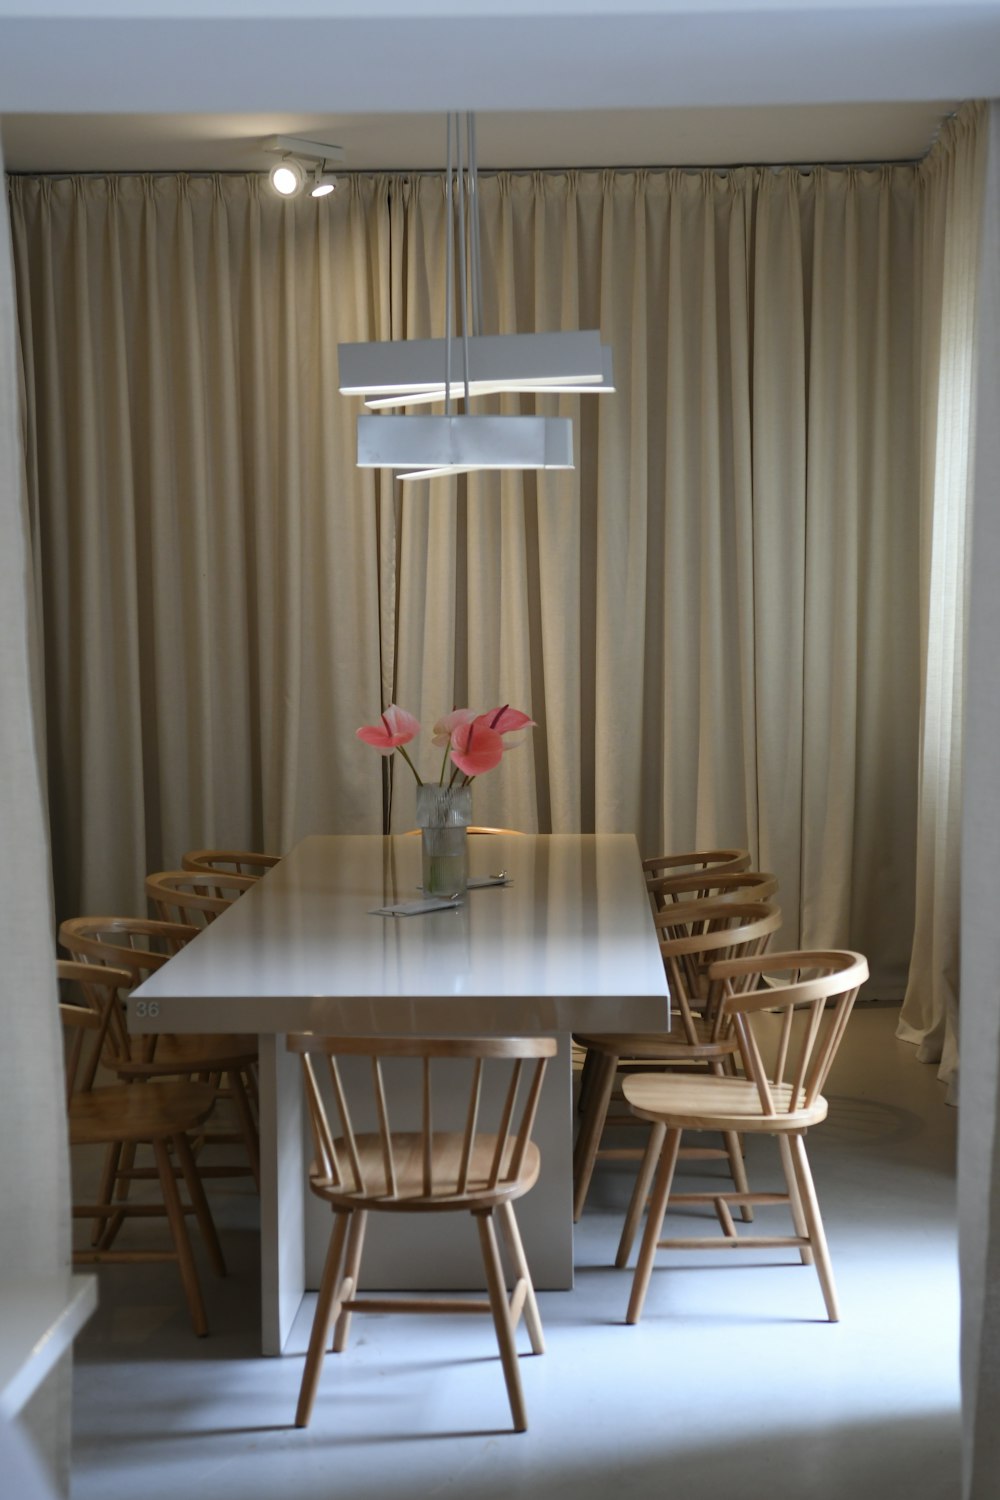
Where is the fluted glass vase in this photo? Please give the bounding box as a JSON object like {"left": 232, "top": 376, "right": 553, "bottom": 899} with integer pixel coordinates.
{"left": 415, "top": 783, "right": 472, "bottom": 901}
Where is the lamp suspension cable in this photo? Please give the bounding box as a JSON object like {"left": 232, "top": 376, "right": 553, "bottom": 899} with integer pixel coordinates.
{"left": 452, "top": 113, "right": 473, "bottom": 407}
{"left": 444, "top": 114, "right": 454, "bottom": 419}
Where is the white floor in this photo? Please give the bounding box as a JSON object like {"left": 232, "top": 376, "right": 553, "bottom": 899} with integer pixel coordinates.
{"left": 70, "top": 1005, "right": 960, "bottom": 1500}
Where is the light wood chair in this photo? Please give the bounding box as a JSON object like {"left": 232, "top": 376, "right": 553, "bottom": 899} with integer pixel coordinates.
{"left": 58, "top": 917, "right": 260, "bottom": 1193}
{"left": 182, "top": 849, "right": 281, "bottom": 880}
{"left": 641, "top": 847, "right": 751, "bottom": 886}
{"left": 617, "top": 949, "right": 869, "bottom": 1325}
{"left": 287, "top": 1033, "right": 557, "bottom": 1433}
{"left": 575, "top": 874, "right": 778, "bottom": 1110}
{"left": 146, "top": 869, "right": 257, "bottom": 926}
{"left": 58, "top": 960, "right": 225, "bottom": 1336}
{"left": 645, "top": 868, "right": 778, "bottom": 917}
{"left": 572, "top": 899, "right": 782, "bottom": 1222}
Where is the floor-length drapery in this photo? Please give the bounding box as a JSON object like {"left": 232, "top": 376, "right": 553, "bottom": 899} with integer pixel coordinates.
{"left": 959, "top": 98, "right": 1000, "bottom": 1500}
{"left": 897, "top": 105, "right": 987, "bottom": 1096}
{"left": 10, "top": 173, "right": 390, "bottom": 920}
{"left": 10, "top": 162, "right": 924, "bottom": 992}
{"left": 385, "top": 165, "right": 921, "bottom": 992}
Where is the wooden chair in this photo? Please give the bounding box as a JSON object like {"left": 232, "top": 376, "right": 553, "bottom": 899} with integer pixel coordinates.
{"left": 645, "top": 868, "right": 778, "bottom": 916}
{"left": 288, "top": 1034, "right": 556, "bottom": 1433}
{"left": 575, "top": 874, "right": 778, "bottom": 1107}
{"left": 617, "top": 950, "right": 869, "bottom": 1325}
{"left": 146, "top": 869, "right": 257, "bottom": 926}
{"left": 641, "top": 847, "right": 751, "bottom": 886}
{"left": 58, "top": 917, "right": 260, "bottom": 1193}
{"left": 182, "top": 849, "right": 281, "bottom": 880}
{"left": 572, "top": 899, "right": 782, "bottom": 1222}
{"left": 58, "top": 961, "right": 225, "bottom": 1336}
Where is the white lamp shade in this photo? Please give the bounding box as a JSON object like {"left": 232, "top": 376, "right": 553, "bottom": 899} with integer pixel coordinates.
{"left": 311, "top": 171, "right": 337, "bottom": 198}
{"left": 270, "top": 159, "right": 305, "bottom": 196}
{"left": 340, "top": 330, "right": 609, "bottom": 399}
{"left": 357, "top": 414, "right": 575, "bottom": 475}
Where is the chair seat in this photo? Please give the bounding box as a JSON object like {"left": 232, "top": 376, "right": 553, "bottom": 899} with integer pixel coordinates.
{"left": 622, "top": 1072, "right": 829, "bottom": 1132}
{"left": 574, "top": 1019, "right": 738, "bottom": 1062}
{"left": 115, "top": 1033, "right": 258, "bottom": 1076}
{"left": 307, "top": 1132, "right": 542, "bottom": 1212}
{"left": 68, "top": 1080, "right": 219, "bottom": 1146}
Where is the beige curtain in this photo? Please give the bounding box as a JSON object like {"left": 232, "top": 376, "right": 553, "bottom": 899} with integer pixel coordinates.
{"left": 10, "top": 173, "right": 391, "bottom": 921}
{"left": 897, "top": 104, "right": 988, "bottom": 1096}
{"left": 385, "top": 165, "right": 921, "bottom": 993}
{"left": 959, "top": 98, "right": 1000, "bottom": 1500}
{"left": 0, "top": 144, "right": 72, "bottom": 1492}
{"left": 10, "top": 163, "right": 923, "bottom": 992}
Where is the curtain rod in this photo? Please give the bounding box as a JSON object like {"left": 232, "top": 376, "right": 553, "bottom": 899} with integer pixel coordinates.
{"left": 5, "top": 157, "right": 924, "bottom": 183}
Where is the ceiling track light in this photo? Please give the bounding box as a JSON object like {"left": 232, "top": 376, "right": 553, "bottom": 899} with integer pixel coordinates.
{"left": 270, "top": 157, "right": 306, "bottom": 197}
{"left": 262, "top": 134, "right": 344, "bottom": 200}
{"left": 338, "top": 112, "right": 613, "bottom": 480}
{"left": 311, "top": 165, "right": 338, "bottom": 198}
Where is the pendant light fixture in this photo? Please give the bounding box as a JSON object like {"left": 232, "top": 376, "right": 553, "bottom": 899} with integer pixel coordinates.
{"left": 343, "top": 113, "right": 613, "bottom": 481}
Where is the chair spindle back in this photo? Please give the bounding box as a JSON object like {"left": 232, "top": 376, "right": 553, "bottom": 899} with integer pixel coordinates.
{"left": 707, "top": 950, "right": 870, "bottom": 1115}
{"left": 288, "top": 1035, "right": 556, "bottom": 1206}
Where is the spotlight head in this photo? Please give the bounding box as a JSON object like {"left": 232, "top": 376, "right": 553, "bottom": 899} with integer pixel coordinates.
{"left": 311, "top": 169, "right": 338, "bottom": 199}
{"left": 270, "top": 158, "right": 306, "bottom": 197}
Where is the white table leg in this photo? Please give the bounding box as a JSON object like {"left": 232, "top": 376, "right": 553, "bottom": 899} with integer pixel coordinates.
{"left": 258, "top": 1033, "right": 305, "bottom": 1355}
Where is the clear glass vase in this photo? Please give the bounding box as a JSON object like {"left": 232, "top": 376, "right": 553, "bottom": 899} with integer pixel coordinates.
{"left": 415, "top": 783, "right": 472, "bottom": 901}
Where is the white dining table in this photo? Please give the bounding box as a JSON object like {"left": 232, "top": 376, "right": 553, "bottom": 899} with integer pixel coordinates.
{"left": 129, "top": 832, "right": 669, "bottom": 1354}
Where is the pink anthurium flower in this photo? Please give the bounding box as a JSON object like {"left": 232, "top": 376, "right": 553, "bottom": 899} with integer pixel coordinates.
{"left": 450, "top": 719, "right": 504, "bottom": 779}
{"left": 356, "top": 705, "right": 423, "bottom": 782}
{"left": 431, "top": 708, "right": 477, "bottom": 748}
{"left": 477, "top": 705, "right": 537, "bottom": 741}
{"left": 356, "top": 704, "right": 421, "bottom": 752}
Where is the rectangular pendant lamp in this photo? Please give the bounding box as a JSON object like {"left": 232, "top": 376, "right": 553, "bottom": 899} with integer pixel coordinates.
{"left": 342, "top": 113, "right": 612, "bottom": 481}
{"left": 361, "top": 343, "right": 615, "bottom": 409}
{"left": 339, "top": 329, "right": 610, "bottom": 401}
{"left": 356, "top": 414, "right": 574, "bottom": 475}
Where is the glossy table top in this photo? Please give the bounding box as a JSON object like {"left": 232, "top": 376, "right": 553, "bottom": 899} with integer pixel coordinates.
{"left": 129, "top": 833, "right": 669, "bottom": 1037}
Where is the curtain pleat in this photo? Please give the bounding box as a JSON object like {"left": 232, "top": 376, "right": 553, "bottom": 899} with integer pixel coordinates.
{"left": 898, "top": 104, "right": 987, "bottom": 1093}
{"left": 10, "top": 162, "right": 921, "bottom": 991}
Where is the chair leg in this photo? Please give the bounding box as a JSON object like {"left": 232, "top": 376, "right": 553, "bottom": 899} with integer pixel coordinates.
{"left": 496, "top": 1200, "right": 545, "bottom": 1355}
{"left": 709, "top": 1059, "right": 752, "bottom": 1222}
{"left": 789, "top": 1133, "right": 839, "bottom": 1321}
{"left": 722, "top": 1130, "right": 754, "bottom": 1223}
{"left": 295, "top": 1211, "right": 350, "bottom": 1429}
{"left": 572, "top": 1051, "right": 618, "bottom": 1221}
{"left": 155, "top": 1136, "right": 208, "bottom": 1337}
{"left": 100, "top": 1138, "right": 137, "bottom": 1250}
{"left": 91, "top": 1140, "right": 121, "bottom": 1245}
{"left": 576, "top": 1047, "right": 596, "bottom": 1114}
{"left": 626, "top": 1126, "right": 682, "bottom": 1326}
{"left": 475, "top": 1209, "right": 528, "bottom": 1433}
{"left": 332, "top": 1209, "right": 368, "bottom": 1352}
{"left": 777, "top": 1134, "right": 813, "bottom": 1266}
{"left": 615, "top": 1120, "right": 666, "bottom": 1268}
{"left": 173, "top": 1130, "right": 227, "bottom": 1277}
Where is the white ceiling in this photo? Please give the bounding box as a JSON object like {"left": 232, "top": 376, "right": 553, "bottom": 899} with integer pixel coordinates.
{"left": 0, "top": 104, "right": 959, "bottom": 175}
{"left": 0, "top": 2, "right": 995, "bottom": 173}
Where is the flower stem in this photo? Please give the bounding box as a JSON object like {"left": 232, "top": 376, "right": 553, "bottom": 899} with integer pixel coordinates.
{"left": 396, "top": 744, "right": 423, "bottom": 785}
